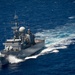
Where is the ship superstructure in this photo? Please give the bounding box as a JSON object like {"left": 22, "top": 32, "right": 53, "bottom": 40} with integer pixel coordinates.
{"left": 3, "top": 15, "right": 28, "bottom": 51}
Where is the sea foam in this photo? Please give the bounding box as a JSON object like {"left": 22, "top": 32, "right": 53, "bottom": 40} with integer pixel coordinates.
{"left": 7, "top": 23, "right": 75, "bottom": 64}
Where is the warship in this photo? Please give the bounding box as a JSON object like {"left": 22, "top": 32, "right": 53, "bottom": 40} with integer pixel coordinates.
{"left": 0, "top": 15, "right": 45, "bottom": 66}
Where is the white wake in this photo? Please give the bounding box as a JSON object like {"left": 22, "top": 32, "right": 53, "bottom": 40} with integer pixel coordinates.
{"left": 7, "top": 55, "right": 23, "bottom": 64}
{"left": 7, "top": 22, "right": 75, "bottom": 64}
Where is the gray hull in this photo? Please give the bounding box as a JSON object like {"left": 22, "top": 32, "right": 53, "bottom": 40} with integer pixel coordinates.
{"left": 0, "top": 40, "right": 44, "bottom": 66}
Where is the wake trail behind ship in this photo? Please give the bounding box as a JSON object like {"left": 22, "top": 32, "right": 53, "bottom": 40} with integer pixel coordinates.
{"left": 7, "top": 22, "right": 75, "bottom": 64}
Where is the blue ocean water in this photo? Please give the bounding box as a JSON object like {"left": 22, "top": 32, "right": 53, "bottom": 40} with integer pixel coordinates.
{"left": 0, "top": 0, "right": 75, "bottom": 75}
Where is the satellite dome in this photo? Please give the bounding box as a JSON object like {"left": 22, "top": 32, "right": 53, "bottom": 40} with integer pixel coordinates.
{"left": 19, "top": 26, "right": 25, "bottom": 32}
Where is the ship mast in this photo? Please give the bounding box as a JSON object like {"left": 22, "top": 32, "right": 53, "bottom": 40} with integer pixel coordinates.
{"left": 14, "top": 14, "right": 18, "bottom": 27}
{"left": 11, "top": 14, "right": 19, "bottom": 39}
